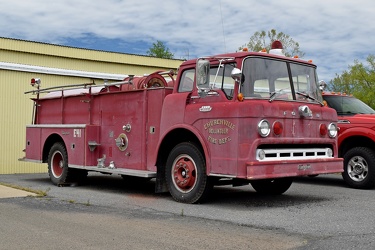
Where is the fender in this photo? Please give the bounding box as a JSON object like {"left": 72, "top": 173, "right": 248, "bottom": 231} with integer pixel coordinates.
{"left": 156, "top": 123, "right": 212, "bottom": 173}
{"left": 338, "top": 126, "right": 375, "bottom": 146}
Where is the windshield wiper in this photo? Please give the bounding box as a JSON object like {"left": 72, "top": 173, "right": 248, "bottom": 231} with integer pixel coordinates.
{"left": 337, "top": 111, "right": 355, "bottom": 115}
{"left": 269, "top": 92, "right": 277, "bottom": 102}
{"left": 337, "top": 111, "right": 372, "bottom": 115}
{"left": 269, "top": 89, "right": 287, "bottom": 102}
{"left": 296, "top": 91, "right": 324, "bottom": 106}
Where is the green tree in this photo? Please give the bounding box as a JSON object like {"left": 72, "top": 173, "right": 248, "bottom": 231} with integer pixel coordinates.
{"left": 240, "top": 29, "right": 305, "bottom": 58}
{"left": 330, "top": 55, "right": 375, "bottom": 108}
{"left": 146, "top": 40, "right": 174, "bottom": 59}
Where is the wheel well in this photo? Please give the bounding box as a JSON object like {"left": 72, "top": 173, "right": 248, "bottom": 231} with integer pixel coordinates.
{"left": 42, "top": 134, "right": 65, "bottom": 163}
{"left": 154, "top": 128, "right": 203, "bottom": 193}
{"left": 156, "top": 128, "right": 203, "bottom": 168}
{"left": 340, "top": 135, "right": 375, "bottom": 157}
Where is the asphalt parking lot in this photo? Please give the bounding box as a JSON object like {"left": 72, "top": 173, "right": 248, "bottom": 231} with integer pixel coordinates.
{"left": 1, "top": 172, "right": 375, "bottom": 250}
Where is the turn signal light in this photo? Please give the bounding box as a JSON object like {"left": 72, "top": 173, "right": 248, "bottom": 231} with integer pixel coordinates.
{"left": 237, "top": 93, "right": 244, "bottom": 101}
{"left": 273, "top": 121, "right": 283, "bottom": 136}
{"left": 320, "top": 124, "right": 327, "bottom": 136}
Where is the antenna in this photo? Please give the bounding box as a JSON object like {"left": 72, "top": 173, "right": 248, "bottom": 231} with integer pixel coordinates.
{"left": 220, "top": 0, "right": 226, "bottom": 52}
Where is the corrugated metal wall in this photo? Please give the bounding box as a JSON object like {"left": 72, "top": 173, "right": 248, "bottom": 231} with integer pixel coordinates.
{"left": 0, "top": 37, "right": 183, "bottom": 174}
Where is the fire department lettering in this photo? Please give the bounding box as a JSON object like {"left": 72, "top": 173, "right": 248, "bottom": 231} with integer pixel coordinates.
{"left": 208, "top": 128, "right": 228, "bottom": 134}
{"left": 204, "top": 119, "right": 235, "bottom": 130}
{"left": 74, "top": 129, "right": 82, "bottom": 138}
{"left": 205, "top": 119, "right": 234, "bottom": 145}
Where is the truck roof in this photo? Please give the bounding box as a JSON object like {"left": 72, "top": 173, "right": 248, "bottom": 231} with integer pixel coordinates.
{"left": 180, "top": 51, "right": 316, "bottom": 67}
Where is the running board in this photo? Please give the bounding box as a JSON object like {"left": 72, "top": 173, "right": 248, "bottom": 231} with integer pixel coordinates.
{"left": 69, "top": 165, "right": 157, "bottom": 178}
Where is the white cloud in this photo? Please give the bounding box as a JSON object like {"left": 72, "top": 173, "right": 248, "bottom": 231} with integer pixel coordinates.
{"left": 1, "top": 0, "right": 374, "bottom": 81}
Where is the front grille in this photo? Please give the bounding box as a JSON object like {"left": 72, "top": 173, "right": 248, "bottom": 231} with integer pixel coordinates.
{"left": 256, "top": 148, "right": 332, "bottom": 161}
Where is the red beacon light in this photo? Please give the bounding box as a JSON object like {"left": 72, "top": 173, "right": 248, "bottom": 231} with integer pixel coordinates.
{"left": 271, "top": 40, "right": 283, "bottom": 49}
{"left": 269, "top": 40, "right": 284, "bottom": 56}
{"left": 31, "top": 78, "right": 41, "bottom": 88}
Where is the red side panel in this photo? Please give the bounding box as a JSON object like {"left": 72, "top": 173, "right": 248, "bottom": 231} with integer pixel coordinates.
{"left": 25, "top": 126, "right": 42, "bottom": 162}
{"left": 37, "top": 95, "right": 91, "bottom": 124}
{"left": 24, "top": 125, "right": 101, "bottom": 167}
{"left": 85, "top": 125, "right": 101, "bottom": 166}
{"left": 146, "top": 88, "right": 173, "bottom": 171}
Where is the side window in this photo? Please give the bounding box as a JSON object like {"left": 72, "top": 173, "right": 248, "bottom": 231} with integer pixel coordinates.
{"left": 209, "top": 63, "right": 236, "bottom": 99}
{"left": 178, "top": 69, "right": 195, "bottom": 92}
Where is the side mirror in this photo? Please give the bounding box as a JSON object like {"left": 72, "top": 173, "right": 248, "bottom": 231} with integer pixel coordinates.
{"left": 319, "top": 80, "right": 327, "bottom": 91}
{"left": 196, "top": 59, "right": 210, "bottom": 87}
{"left": 231, "top": 68, "right": 242, "bottom": 83}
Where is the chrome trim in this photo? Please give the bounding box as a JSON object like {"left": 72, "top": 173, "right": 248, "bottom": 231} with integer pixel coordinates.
{"left": 26, "top": 124, "right": 87, "bottom": 128}
{"left": 69, "top": 164, "right": 157, "bottom": 178}
{"left": 256, "top": 148, "right": 333, "bottom": 161}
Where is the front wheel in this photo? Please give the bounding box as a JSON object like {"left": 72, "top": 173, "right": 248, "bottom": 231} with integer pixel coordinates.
{"left": 342, "top": 147, "right": 375, "bottom": 189}
{"left": 251, "top": 177, "right": 293, "bottom": 195}
{"left": 48, "top": 142, "right": 73, "bottom": 185}
{"left": 165, "top": 142, "right": 212, "bottom": 204}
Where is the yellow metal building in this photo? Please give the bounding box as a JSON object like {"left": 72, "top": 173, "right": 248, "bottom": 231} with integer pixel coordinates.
{"left": 0, "top": 37, "right": 183, "bottom": 174}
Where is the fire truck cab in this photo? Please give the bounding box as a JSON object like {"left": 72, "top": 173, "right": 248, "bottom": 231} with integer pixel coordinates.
{"left": 22, "top": 42, "right": 343, "bottom": 203}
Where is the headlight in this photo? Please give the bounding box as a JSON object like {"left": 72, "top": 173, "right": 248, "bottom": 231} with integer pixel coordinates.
{"left": 258, "top": 119, "right": 270, "bottom": 137}
{"left": 328, "top": 123, "right": 338, "bottom": 138}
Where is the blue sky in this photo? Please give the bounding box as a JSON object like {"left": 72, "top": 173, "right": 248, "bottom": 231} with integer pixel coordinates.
{"left": 1, "top": 0, "right": 374, "bottom": 82}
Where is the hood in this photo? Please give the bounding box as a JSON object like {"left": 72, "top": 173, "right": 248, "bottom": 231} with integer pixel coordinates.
{"left": 338, "top": 114, "right": 375, "bottom": 124}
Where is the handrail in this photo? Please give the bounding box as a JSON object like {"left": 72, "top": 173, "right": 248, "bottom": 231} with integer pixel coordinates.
{"left": 24, "top": 70, "right": 175, "bottom": 95}
{"left": 24, "top": 79, "right": 133, "bottom": 95}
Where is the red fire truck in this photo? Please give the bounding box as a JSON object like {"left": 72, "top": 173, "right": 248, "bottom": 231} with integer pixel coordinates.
{"left": 22, "top": 42, "right": 343, "bottom": 203}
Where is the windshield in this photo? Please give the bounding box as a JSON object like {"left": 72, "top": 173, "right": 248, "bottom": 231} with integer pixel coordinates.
{"left": 241, "top": 57, "right": 322, "bottom": 103}
{"left": 323, "top": 95, "right": 375, "bottom": 115}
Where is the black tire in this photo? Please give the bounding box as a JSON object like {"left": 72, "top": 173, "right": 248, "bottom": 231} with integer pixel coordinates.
{"left": 251, "top": 177, "right": 293, "bottom": 195}
{"left": 165, "top": 142, "right": 212, "bottom": 204}
{"left": 47, "top": 142, "right": 73, "bottom": 185}
{"left": 342, "top": 147, "right": 375, "bottom": 189}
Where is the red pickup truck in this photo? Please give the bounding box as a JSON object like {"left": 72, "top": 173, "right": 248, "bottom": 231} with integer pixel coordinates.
{"left": 323, "top": 91, "right": 375, "bottom": 189}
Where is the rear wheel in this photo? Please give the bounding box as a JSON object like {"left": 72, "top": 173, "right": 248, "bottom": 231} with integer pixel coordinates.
{"left": 342, "top": 147, "right": 375, "bottom": 189}
{"left": 165, "top": 142, "right": 212, "bottom": 204}
{"left": 251, "top": 177, "right": 293, "bottom": 195}
{"left": 48, "top": 142, "right": 73, "bottom": 185}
